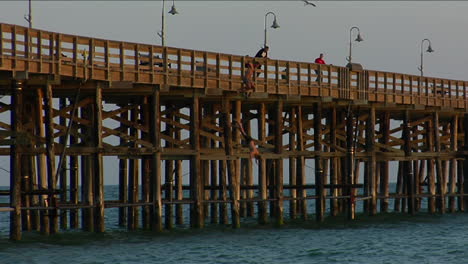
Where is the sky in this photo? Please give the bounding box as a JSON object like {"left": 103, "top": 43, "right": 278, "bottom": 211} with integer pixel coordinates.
{"left": 1, "top": 1, "right": 468, "bottom": 185}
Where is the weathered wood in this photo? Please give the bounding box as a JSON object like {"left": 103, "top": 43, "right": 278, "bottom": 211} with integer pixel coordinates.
{"left": 127, "top": 106, "right": 139, "bottom": 230}
{"left": 463, "top": 114, "right": 468, "bottom": 212}
{"left": 314, "top": 103, "right": 324, "bottom": 222}
{"left": 289, "top": 107, "right": 297, "bottom": 219}
{"left": 258, "top": 103, "right": 268, "bottom": 224}
{"left": 275, "top": 100, "right": 284, "bottom": 226}
{"left": 69, "top": 117, "right": 79, "bottom": 229}
{"left": 379, "top": 112, "right": 390, "bottom": 213}
{"left": 233, "top": 100, "right": 242, "bottom": 227}
{"left": 433, "top": 112, "right": 445, "bottom": 214}
{"left": 427, "top": 120, "right": 436, "bottom": 214}
{"left": 448, "top": 115, "right": 458, "bottom": 213}
{"left": 118, "top": 104, "right": 128, "bottom": 227}
{"left": 58, "top": 98, "right": 68, "bottom": 230}
{"left": 81, "top": 105, "right": 94, "bottom": 232}
{"left": 10, "top": 80, "right": 23, "bottom": 241}
{"left": 174, "top": 113, "right": 184, "bottom": 225}
{"left": 164, "top": 102, "right": 174, "bottom": 229}
{"left": 403, "top": 110, "right": 415, "bottom": 215}
{"left": 141, "top": 97, "right": 151, "bottom": 230}
{"left": 150, "top": 89, "right": 162, "bottom": 231}
{"left": 296, "top": 105, "right": 307, "bottom": 220}
{"left": 44, "top": 84, "right": 58, "bottom": 234}
{"left": 210, "top": 105, "right": 219, "bottom": 223}
{"left": 366, "top": 106, "right": 377, "bottom": 215}
{"left": 329, "top": 106, "right": 339, "bottom": 216}
{"left": 190, "top": 96, "right": 203, "bottom": 228}
{"left": 345, "top": 107, "right": 355, "bottom": 220}
{"left": 93, "top": 84, "right": 105, "bottom": 233}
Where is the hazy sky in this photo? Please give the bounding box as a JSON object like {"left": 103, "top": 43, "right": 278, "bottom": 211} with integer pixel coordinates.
{"left": 1, "top": 1, "right": 467, "bottom": 185}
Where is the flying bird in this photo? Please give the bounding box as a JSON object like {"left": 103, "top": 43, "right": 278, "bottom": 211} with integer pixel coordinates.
{"left": 301, "top": 0, "right": 316, "bottom": 7}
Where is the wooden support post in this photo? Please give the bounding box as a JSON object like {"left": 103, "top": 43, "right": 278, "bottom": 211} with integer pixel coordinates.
{"left": 164, "top": 102, "right": 174, "bottom": 229}
{"left": 366, "top": 106, "right": 377, "bottom": 215}
{"left": 448, "top": 115, "right": 458, "bottom": 213}
{"left": 275, "top": 101, "right": 284, "bottom": 226}
{"left": 150, "top": 89, "right": 162, "bottom": 231}
{"left": 379, "top": 112, "right": 390, "bottom": 213}
{"left": 69, "top": 122, "right": 79, "bottom": 229}
{"left": 289, "top": 107, "right": 297, "bottom": 220}
{"left": 217, "top": 102, "right": 228, "bottom": 225}
{"left": 245, "top": 118, "right": 254, "bottom": 218}
{"left": 190, "top": 96, "right": 204, "bottom": 228}
{"left": 403, "top": 110, "right": 415, "bottom": 215}
{"left": 21, "top": 96, "right": 33, "bottom": 232}
{"left": 258, "top": 103, "right": 268, "bottom": 224}
{"left": 93, "top": 85, "right": 105, "bottom": 233}
{"left": 10, "top": 79, "right": 23, "bottom": 241}
{"left": 35, "top": 88, "right": 49, "bottom": 234}
{"left": 433, "top": 112, "right": 445, "bottom": 214}
{"left": 464, "top": 114, "right": 468, "bottom": 212}
{"left": 297, "top": 106, "right": 307, "bottom": 220}
{"left": 222, "top": 98, "right": 240, "bottom": 228}
{"left": 58, "top": 98, "right": 68, "bottom": 230}
{"left": 174, "top": 112, "right": 184, "bottom": 225}
{"left": 128, "top": 106, "right": 139, "bottom": 230}
{"left": 314, "top": 103, "right": 324, "bottom": 222}
{"left": 44, "top": 84, "right": 58, "bottom": 234}
{"left": 267, "top": 107, "right": 276, "bottom": 218}
{"left": 426, "top": 120, "right": 436, "bottom": 214}
{"left": 394, "top": 161, "right": 404, "bottom": 213}
{"left": 345, "top": 107, "right": 355, "bottom": 220}
{"left": 201, "top": 106, "right": 210, "bottom": 220}
{"left": 141, "top": 97, "right": 151, "bottom": 230}
{"left": 81, "top": 105, "right": 94, "bottom": 232}
{"left": 233, "top": 100, "right": 242, "bottom": 227}
{"left": 118, "top": 104, "right": 128, "bottom": 227}
{"left": 210, "top": 105, "right": 219, "bottom": 223}
{"left": 329, "top": 106, "right": 339, "bottom": 216}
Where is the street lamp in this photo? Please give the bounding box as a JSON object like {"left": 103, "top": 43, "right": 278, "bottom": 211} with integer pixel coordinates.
{"left": 158, "top": 0, "right": 179, "bottom": 47}
{"left": 24, "top": 0, "right": 32, "bottom": 28}
{"left": 264, "top": 12, "right": 280, "bottom": 48}
{"left": 418, "top": 38, "right": 434, "bottom": 77}
{"left": 346, "top": 26, "right": 364, "bottom": 64}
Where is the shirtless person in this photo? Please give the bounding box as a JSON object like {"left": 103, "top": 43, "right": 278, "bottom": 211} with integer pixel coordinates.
{"left": 235, "top": 120, "right": 260, "bottom": 161}
{"left": 241, "top": 60, "right": 256, "bottom": 97}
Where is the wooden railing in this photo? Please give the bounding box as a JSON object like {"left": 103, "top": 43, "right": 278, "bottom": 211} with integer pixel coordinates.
{"left": 1, "top": 23, "right": 467, "bottom": 108}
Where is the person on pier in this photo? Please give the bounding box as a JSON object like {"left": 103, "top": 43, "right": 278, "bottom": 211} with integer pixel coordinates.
{"left": 235, "top": 119, "right": 260, "bottom": 161}
{"left": 241, "top": 58, "right": 256, "bottom": 97}
{"left": 254, "top": 46, "right": 269, "bottom": 77}
{"left": 314, "top": 53, "right": 326, "bottom": 82}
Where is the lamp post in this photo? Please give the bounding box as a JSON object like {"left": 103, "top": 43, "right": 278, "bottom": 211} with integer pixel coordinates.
{"left": 418, "top": 38, "right": 434, "bottom": 77}
{"left": 346, "top": 26, "right": 364, "bottom": 64}
{"left": 158, "top": 0, "right": 179, "bottom": 47}
{"left": 24, "top": 0, "right": 32, "bottom": 28}
{"left": 264, "top": 12, "right": 280, "bottom": 48}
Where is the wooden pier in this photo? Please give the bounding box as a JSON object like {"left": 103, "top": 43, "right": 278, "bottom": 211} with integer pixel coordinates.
{"left": 1, "top": 23, "right": 468, "bottom": 240}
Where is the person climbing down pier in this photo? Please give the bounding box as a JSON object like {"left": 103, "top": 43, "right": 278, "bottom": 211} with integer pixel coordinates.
{"left": 240, "top": 59, "right": 256, "bottom": 97}
{"left": 254, "top": 46, "right": 269, "bottom": 77}
{"left": 235, "top": 119, "right": 260, "bottom": 161}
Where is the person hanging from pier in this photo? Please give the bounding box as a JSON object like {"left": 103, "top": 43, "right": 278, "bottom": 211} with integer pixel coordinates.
{"left": 254, "top": 46, "right": 269, "bottom": 77}
{"left": 235, "top": 119, "right": 260, "bottom": 161}
{"left": 240, "top": 57, "right": 256, "bottom": 97}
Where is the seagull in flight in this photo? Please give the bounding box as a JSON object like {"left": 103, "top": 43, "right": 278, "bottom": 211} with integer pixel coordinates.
{"left": 301, "top": 0, "right": 317, "bottom": 7}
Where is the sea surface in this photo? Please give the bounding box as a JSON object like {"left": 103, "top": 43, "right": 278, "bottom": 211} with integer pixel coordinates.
{"left": 0, "top": 185, "right": 467, "bottom": 264}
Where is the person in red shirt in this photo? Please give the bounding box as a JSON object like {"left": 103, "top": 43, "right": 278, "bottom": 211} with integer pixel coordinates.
{"left": 314, "top": 53, "right": 325, "bottom": 82}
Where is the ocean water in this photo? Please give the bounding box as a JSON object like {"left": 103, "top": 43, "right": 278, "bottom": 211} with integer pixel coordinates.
{"left": 0, "top": 186, "right": 467, "bottom": 264}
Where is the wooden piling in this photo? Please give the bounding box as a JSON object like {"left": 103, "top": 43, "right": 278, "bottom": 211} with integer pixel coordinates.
{"left": 58, "top": 98, "right": 68, "bottom": 230}
{"left": 258, "top": 103, "right": 268, "bottom": 224}
{"left": 190, "top": 96, "right": 203, "bottom": 228}
{"left": 448, "top": 115, "right": 458, "bottom": 213}
{"left": 150, "top": 89, "right": 162, "bottom": 231}
{"left": 433, "top": 112, "right": 445, "bottom": 214}
{"left": 296, "top": 106, "right": 307, "bottom": 220}
{"left": 379, "top": 112, "right": 390, "bottom": 213}
{"left": 314, "top": 103, "right": 324, "bottom": 222}
{"left": 403, "top": 110, "right": 415, "bottom": 215}
{"left": 118, "top": 105, "right": 128, "bottom": 227}
{"left": 329, "top": 106, "right": 339, "bottom": 216}
{"left": 10, "top": 80, "right": 23, "bottom": 241}
{"left": 127, "top": 105, "right": 139, "bottom": 230}
{"left": 275, "top": 101, "right": 284, "bottom": 226}
{"left": 289, "top": 107, "right": 297, "bottom": 220}
{"left": 164, "top": 102, "right": 174, "bottom": 229}
{"left": 44, "top": 84, "right": 58, "bottom": 234}
{"left": 366, "top": 106, "right": 377, "bottom": 215}
{"left": 93, "top": 85, "right": 105, "bottom": 232}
